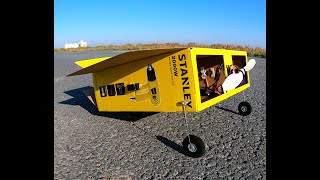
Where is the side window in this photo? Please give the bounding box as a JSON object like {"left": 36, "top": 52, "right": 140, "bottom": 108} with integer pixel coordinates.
{"left": 232, "top": 55, "right": 248, "bottom": 86}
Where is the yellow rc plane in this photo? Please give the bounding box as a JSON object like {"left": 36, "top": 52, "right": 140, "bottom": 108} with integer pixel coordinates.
{"left": 67, "top": 47, "right": 256, "bottom": 157}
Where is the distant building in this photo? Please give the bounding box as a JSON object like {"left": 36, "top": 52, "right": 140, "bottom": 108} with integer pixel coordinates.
{"left": 80, "top": 40, "right": 87, "bottom": 47}
{"left": 64, "top": 40, "right": 88, "bottom": 49}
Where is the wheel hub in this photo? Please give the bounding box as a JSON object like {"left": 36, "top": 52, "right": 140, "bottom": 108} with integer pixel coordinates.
{"left": 241, "top": 106, "right": 247, "bottom": 112}
{"left": 188, "top": 143, "right": 197, "bottom": 152}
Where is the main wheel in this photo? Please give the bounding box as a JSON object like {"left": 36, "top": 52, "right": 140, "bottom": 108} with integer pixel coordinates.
{"left": 182, "top": 135, "right": 206, "bottom": 158}
{"left": 238, "top": 101, "right": 252, "bottom": 116}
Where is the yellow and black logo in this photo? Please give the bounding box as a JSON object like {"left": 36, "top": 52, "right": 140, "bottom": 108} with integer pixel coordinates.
{"left": 130, "top": 64, "right": 160, "bottom": 106}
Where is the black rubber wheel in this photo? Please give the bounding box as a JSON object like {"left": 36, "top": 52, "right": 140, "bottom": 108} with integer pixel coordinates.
{"left": 238, "top": 101, "right": 252, "bottom": 116}
{"left": 182, "top": 135, "right": 206, "bottom": 158}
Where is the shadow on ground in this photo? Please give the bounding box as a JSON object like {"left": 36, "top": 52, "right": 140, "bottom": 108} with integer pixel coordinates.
{"left": 59, "top": 86, "right": 158, "bottom": 121}
{"left": 215, "top": 105, "right": 239, "bottom": 115}
{"left": 156, "top": 135, "right": 187, "bottom": 155}
{"left": 129, "top": 122, "right": 188, "bottom": 157}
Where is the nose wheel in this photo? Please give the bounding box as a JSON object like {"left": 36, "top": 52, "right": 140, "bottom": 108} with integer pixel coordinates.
{"left": 238, "top": 101, "right": 252, "bottom": 116}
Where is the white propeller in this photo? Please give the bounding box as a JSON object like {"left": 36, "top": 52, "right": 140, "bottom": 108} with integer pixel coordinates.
{"left": 243, "top": 59, "right": 256, "bottom": 71}
{"left": 221, "top": 59, "right": 256, "bottom": 93}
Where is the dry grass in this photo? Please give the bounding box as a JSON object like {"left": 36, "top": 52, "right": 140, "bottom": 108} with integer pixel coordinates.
{"left": 54, "top": 43, "right": 266, "bottom": 58}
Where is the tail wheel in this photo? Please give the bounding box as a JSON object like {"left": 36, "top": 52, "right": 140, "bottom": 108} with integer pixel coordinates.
{"left": 182, "top": 135, "right": 206, "bottom": 158}
{"left": 238, "top": 101, "right": 252, "bottom": 116}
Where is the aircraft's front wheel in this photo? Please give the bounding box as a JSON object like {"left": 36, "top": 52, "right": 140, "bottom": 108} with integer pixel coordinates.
{"left": 182, "top": 135, "right": 206, "bottom": 158}
{"left": 238, "top": 101, "right": 252, "bottom": 116}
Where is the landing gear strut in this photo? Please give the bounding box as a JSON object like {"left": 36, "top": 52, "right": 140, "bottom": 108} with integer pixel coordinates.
{"left": 180, "top": 100, "right": 206, "bottom": 158}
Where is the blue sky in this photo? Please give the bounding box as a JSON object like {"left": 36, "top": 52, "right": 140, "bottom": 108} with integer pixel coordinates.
{"left": 54, "top": 0, "right": 265, "bottom": 49}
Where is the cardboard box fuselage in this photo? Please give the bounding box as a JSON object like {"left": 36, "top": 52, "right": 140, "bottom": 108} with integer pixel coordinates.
{"left": 69, "top": 48, "right": 250, "bottom": 112}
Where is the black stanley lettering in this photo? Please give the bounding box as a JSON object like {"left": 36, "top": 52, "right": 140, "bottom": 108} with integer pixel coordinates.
{"left": 178, "top": 53, "right": 192, "bottom": 109}
{"left": 183, "top": 86, "right": 190, "bottom": 93}
{"left": 180, "top": 69, "right": 188, "bottom": 77}
{"left": 184, "top": 94, "right": 191, "bottom": 100}
{"left": 186, "top": 101, "right": 192, "bottom": 108}
{"left": 180, "top": 61, "right": 187, "bottom": 68}
{"left": 179, "top": 54, "right": 186, "bottom": 61}
{"left": 182, "top": 77, "right": 189, "bottom": 85}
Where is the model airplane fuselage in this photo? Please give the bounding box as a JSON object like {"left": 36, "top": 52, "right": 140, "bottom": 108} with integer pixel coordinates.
{"left": 68, "top": 48, "right": 254, "bottom": 113}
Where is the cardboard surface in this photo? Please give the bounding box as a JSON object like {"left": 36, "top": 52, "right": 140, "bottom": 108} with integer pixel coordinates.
{"left": 92, "top": 48, "right": 196, "bottom": 112}
{"left": 67, "top": 48, "right": 250, "bottom": 112}
{"left": 68, "top": 48, "right": 186, "bottom": 76}
{"left": 83, "top": 88, "right": 96, "bottom": 106}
